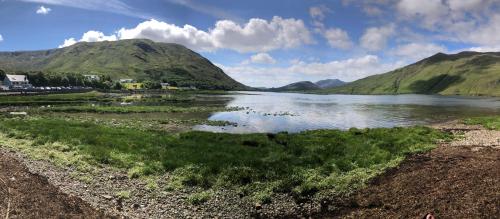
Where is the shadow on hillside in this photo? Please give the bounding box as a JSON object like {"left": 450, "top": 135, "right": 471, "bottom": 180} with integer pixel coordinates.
{"left": 409, "top": 74, "right": 464, "bottom": 94}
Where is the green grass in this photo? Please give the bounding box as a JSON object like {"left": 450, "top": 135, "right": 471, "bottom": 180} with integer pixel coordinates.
{"left": 0, "top": 116, "right": 450, "bottom": 202}
{"left": 0, "top": 91, "right": 117, "bottom": 105}
{"left": 463, "top": 116, "right": 500, "bottom": 130}
{"left": 32, "top": 105, "right": 237, "bottom": 114}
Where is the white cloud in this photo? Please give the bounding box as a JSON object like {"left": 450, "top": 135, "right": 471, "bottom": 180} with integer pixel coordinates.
{"left": 447, "top": 0, "right": 485, "bottom": 12}
{"left": 58, "top": 31, "right": 116, "bottom": 48}
{"left": 309, "top": 5, "right": 332, "bottom": 21}
{"left": 0, "top": 34, "right": 3, "bottom": 42}
{"left": 463, "top": 46, "right": 500, "bottom": 53}
{"left": 61, "top": 18, "right": 313, "bottom": 53}
{"left": 391, "top": 43, "right": 447, "bottom": 60}
{"left": 218, "top": 55, "right": 405, "bottom": 87}
{"left": 360, "top": 24, "right": 395, "bottom": 51}
{"left": 36, "top": 5, "right": 51, "bottom": 15}
{"left": 243, "top": 53, "right": 277, "bottom": 65}
{"left": 461, "top": 14, "right": 500, "bottom": 46}
{"left": 323, "top": 28, "right": 353, "bottom": 49}
{"left": 81, "top": 30, "right": 117, "bottom": 42}
{"left": 58, "top": 38, "right": 77, "bottom": 48}
{"left": 397, "top": 0, "right": 448, "bottom": 29}
{"left": 209, "top": 16, "right": 313, "bottom": 53}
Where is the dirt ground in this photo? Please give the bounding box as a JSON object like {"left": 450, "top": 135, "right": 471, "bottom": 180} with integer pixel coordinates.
{"left": 0, "top": 151, "right": 111, "bottom": 219}
{"left": 316, "top": 123, "right": 500, "bottom": 218}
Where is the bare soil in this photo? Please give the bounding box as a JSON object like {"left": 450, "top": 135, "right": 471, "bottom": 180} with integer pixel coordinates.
{"left": 0, "top": 151, "right": 111, "bottom": 219}
{"left": 315, "top": 122, "right": 500, "bottom": 218}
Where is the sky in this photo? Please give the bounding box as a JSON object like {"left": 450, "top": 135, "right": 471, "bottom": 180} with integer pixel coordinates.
{"left": 1, "top": 0, "right": 500, "bottom": 87}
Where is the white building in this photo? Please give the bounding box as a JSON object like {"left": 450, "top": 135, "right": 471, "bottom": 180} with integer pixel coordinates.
{"left": 119, "top": 79, "right": 135, "bottom": 83}
{"left": 84, "top": 75, "right": 100, "bottom": 81}
{"left": 3, "top": 74, "right": 32, "bottom": 89}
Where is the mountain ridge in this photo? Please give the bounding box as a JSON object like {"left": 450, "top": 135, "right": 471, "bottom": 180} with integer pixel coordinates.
{"left": 0, "top": 39, "right": 247, "bottom": 90}
{"left": 318, "top": 51, "right": 500, "bottom": 96}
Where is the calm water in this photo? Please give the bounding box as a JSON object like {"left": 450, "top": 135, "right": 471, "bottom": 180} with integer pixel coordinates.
{"left": 194, "top": 92, "right": 500, "bottom": 133}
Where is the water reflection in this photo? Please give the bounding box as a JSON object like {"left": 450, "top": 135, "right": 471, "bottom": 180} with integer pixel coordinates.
{"left": 194, "top": 92, "right": 500, "bottom": 133}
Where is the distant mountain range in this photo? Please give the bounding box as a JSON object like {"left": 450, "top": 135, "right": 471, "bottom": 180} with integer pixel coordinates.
{"left": 318, "top": 52, "right": 500, "bottom": 96}
{"left": 0, "top": 39, "right": 247, "bottom": 90}
{"left": 267, "top": 79, "right": 347, "bottom": 92}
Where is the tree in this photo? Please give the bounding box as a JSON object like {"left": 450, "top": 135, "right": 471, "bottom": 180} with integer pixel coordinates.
{"left": 112, "top": 82, "right": 123, "bottom": 90}
{"left": 0, "top": 69, "right": 5, "bottom": 81}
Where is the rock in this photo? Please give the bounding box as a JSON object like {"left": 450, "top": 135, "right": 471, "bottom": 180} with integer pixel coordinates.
{"left": 131, "top": 203, "right": 140, "bottom": 209}
{"left": 102, "top": 195, "right": 113, "bottom": 200}
{"left": 255, "top": 203, "right": 262, "bottom": 210}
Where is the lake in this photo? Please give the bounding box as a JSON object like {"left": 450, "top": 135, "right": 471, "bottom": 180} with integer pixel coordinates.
{"left": 194, "top": 92, "right": 500, "bottom": 133}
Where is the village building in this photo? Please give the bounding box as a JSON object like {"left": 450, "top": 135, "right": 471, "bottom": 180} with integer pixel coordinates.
{"left": 119, "top": 79, "right": 135, "bottom": 83}
{"left": 160, "top": 82, "right": 170, "bottom": 89}
{"left": 3, "top": 74, "right": 32, "bottom": 89}
{"left": 84, "top": 75, "right": 100, "bottom": 81}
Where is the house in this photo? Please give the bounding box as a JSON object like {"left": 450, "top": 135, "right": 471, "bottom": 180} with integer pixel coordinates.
{"left": 120, "top": 79, "right": 135, "bottom": 83}
{"left": 3, "top": 74, "right": 32, "bottom": 89}
{"left": 84, "top": 75, "right": 100, "bottom": 81}
{"left": 122, "top": 83, "right": 143, "bottom": 90}
{"left": 160, "top": 83, "right": 170, "bottom": 89}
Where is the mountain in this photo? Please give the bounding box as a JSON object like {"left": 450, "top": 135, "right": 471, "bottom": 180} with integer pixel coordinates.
{"left": 0, "top": 39, "right": 246, "bottom": 90}
{"left": 315, "top": 79, "right": 346, "bottom": 89}
{"left": 320, "top": 52, "right": 500, "bottom": 96}
{"left": 269, "top": 81, "right": 320, "bottom": 92}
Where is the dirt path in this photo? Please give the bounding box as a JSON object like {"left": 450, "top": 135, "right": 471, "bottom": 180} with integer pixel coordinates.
{"left": 0, "top": 151, "right": 111, "bottom": 219}
{"left": 317, "top": 123, "right": 500, "bottom": 218}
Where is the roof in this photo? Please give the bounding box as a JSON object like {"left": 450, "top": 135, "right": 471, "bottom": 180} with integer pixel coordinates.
{"left": 5, "top": 74, "right": 28, "bottom": 82}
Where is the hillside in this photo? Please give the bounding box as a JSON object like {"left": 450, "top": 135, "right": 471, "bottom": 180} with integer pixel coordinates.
{"left": 0, "top": 39, "right": 246, "bottom": 90}
{"left": 320, "top": 52, "right": 500, "bottom": 96}
{"left": 315, "top": 79, "right": 346, "bottom": 89}
{"left": 269, "top": 81, "right": 320, "bottom": 92}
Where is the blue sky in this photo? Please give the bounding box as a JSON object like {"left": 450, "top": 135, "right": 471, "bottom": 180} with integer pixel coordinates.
{"left": 1, "top": 0, "right": 500, "bottom": 87}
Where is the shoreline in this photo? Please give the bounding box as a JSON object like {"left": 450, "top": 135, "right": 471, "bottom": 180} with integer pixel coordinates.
{"left": 0, "top": 120, "right": 498, "bottom": 218}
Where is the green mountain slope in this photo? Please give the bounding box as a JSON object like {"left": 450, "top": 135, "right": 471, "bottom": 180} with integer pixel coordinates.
{"left": 315, "top": 79, "right": 346, "bottom": 89}
{"left": 321, "top": 52, "right": 500, "bottom": 96}
{"left": 0, "top": 39, "right": 246, "bottom": 90}
{"left": 269, "top": 81, "right": 320, "bottom": 92}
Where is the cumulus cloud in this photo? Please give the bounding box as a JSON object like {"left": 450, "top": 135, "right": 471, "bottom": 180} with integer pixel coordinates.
{"left": 0, "top": 34, "right": 3, "bottom": 42}
{"left": 309, "top": 5, "right": 332, "bottom": 21}
{"left": 360, "top": 24, "right": 395, "bottom": 51}
{"left": 323, "top": 28, "right": 353, "bottom": 49}
{"left": 209, "top": 17, "right": 313, "bottom": 53}
{"left": 58, "top": 31, "right": 117, "bottom": 48}
{"left": 36, "top": 5, "right": 51, "bottom": 15}
{"left": 58, "top": 38, "right": 77, "bottom": 48}
{"left": 218, "top": 55, "right": 405, "bottom": 87}
{"left": 461, "top": 14, "right": 500, "bottom": 46}
{"left": 397, "top": 0, "right": 448, "bottom": 29}
{"left": 391, "top": 43, "right": 447, "bottom": 60}
{"left": 60, "top": 17, "right": 313, "bottom": 53}
{"left": 243, "top": 53, "right": 277, "bottom": 65}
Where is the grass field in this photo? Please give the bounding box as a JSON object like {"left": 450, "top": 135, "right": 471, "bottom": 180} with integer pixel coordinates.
{"left": 0, "top": 116, "right": 450, "bottom": 203}
{"left": 463, "top": 116, "right": 500, "bottom": 130}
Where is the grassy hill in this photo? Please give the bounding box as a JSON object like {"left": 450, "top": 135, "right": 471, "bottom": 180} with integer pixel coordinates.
{"left": 269, "top": 81, "right": 320, "bottom": 92}
{"left": 0, "top": 39, "right": 246, "bottom": 90}
{"left": 319, "top": 52, "right": 500, "bottom": 96}
{"left": 315, "top": 79, "right": 346, "bottom": 89}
